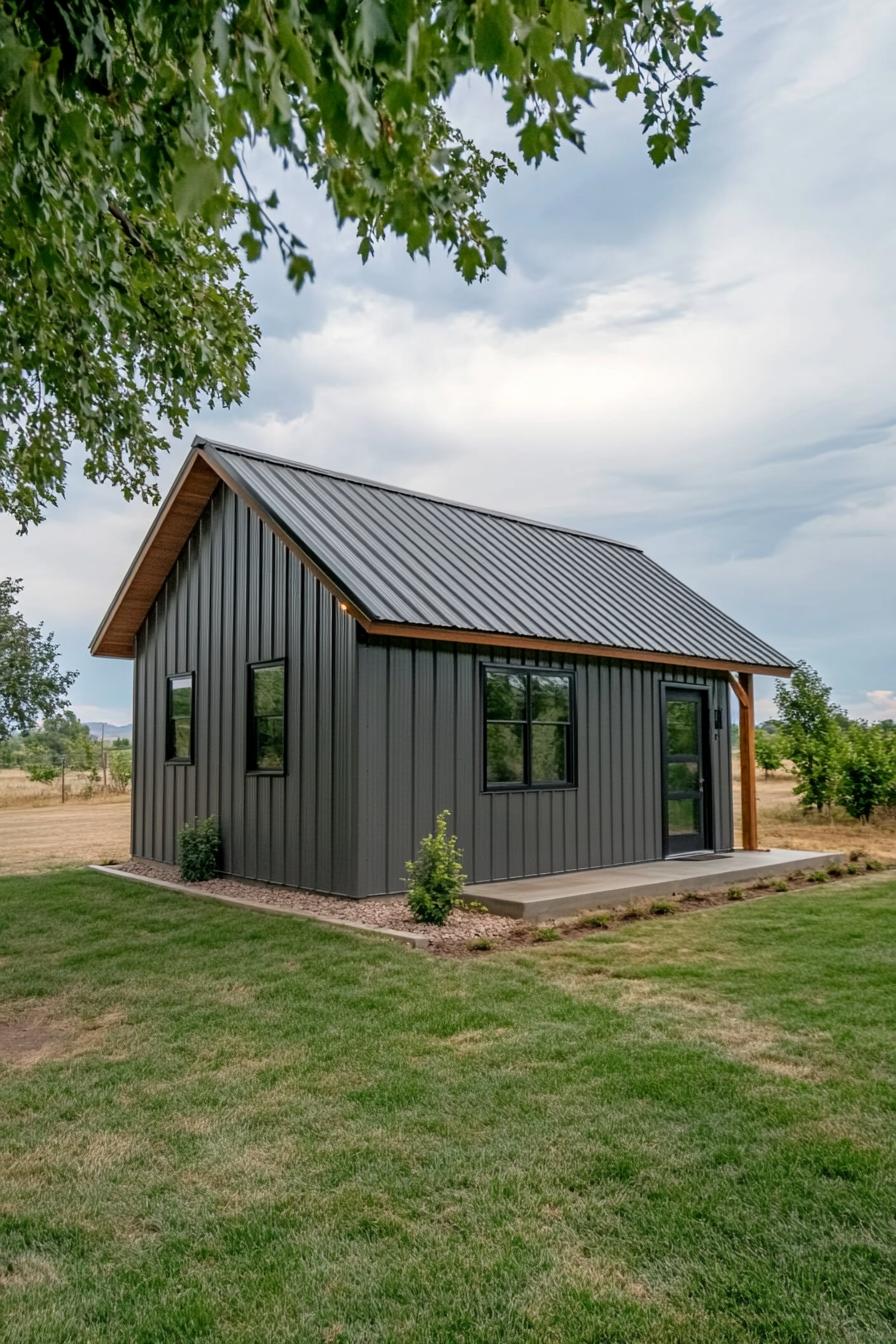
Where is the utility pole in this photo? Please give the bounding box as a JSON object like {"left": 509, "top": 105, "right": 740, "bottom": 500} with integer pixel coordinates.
{"left": 61, "top": 754, "right": 65, "bottom": 804}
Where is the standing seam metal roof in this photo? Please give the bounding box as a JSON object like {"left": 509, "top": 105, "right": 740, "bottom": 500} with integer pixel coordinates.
{"left": 201, "top": 439, "right": 792, "bottom": 670}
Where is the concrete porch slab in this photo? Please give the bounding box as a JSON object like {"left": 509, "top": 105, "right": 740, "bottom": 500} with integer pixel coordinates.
{"left": 464, "top": 849, "right": 844, "bottom": 921}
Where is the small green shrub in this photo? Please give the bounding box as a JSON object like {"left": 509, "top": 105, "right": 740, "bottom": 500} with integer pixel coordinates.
{"left": 649, "top": 899, "right": 676, "bottom": 915}
{"left": 752, "top": 877, "right": 773, "bottom": 891}
{"left": 620, "top": 905, "right": 646, "bottom": 921}
{"left": 846, "top": 862, "right": 860, "bottom": 875}
{"left": 726, "top": 886, "right": 745, "bottom": 901}
{"left": 405, "top": 810, "right": 466, "bottom": 926}
{"left": 466, "top": 938, "right": 493, "bottom": 952}
{"left": 178, "top": 816, "right": 221, "bottom": 882}
{"left": 577, "top": 912, "right": 611, "bottom": 929}
{"left": 454, "top": 899, "right": 488, "bottom": 914}
{"left": 849, "top": 849, "right": 865, "bottom": 862}
{"left": 826, "top": 863, "right": 845, "bottom": 878}
{"left": 865, "top": 858, "right": 885, "bottom": 872}
{"left": 807, "top": 870, "right": 829, "bottom": 884}
{"left": 771, "top": 879, "right": 789, "bottom": 892}
{"left": 533, "top": 926, "right": 561, "bottom": 942}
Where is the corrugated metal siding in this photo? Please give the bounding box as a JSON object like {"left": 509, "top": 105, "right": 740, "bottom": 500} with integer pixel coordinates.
{"left": 355, "top": 636, "right": 733, "bottom": 895}
{"left": 203, "top": 441, "right": 790, "bottom": 668}
{"left": 132, "top": 485, "right": 357, "bottom": 895}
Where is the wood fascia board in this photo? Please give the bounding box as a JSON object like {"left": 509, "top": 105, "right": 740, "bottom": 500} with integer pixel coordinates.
{"left": 89, "top": 451, "right": 220, "bottom": 658}
{"left": 90, "top": 446, "right": 374, "bottom": 659}
{"left": 366, "top": 621, "right": 794, "bottom": 678}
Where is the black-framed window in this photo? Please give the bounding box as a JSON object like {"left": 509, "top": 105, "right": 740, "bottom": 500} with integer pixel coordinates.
{"left": 483, "top": 667, "right": 575, "bottom": 789}
{"left": 247, "top": 660, "right": 286, "bottom": 773}
{"left": 166, "top": 673, "right": 194, "bottom": 764}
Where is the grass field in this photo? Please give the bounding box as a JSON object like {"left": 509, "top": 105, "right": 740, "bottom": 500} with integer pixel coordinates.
{"left": 0, "top": 768, "right": 128, "bottom": 809}
{"left": 1, "top": 869, "right": 894, "bottom": 1342}
{"left": 0, "top": 799, "right": 130, "bottom": 876}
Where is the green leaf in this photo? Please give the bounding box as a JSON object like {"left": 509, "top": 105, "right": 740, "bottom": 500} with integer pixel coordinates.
{"left": 474, "top": 0, "right": 514, "bottom": 68}
{"left": 614, "top": 72, "right": 640, "bottom": 101}
{"left": 171, "top": 154, "right": 220, "bottom": 221}
{"left": 549, "top": 0, "right": 587, "bottom": 46}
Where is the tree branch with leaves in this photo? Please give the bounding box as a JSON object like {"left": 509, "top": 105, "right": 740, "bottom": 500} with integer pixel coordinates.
{"left": 1, "top": 0, "right": 722, "bottom": 528}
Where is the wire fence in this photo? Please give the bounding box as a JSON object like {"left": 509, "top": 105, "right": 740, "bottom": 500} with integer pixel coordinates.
{"left": 0, "top": 751, "right": 132, "bottom": 804}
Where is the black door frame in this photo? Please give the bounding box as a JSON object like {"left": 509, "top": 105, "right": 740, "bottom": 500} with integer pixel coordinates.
{"left": 660, "top": 685, "right": 713, "bottom": 856}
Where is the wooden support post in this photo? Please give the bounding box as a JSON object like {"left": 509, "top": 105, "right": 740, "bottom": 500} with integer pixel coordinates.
{"left": 731, "top": 672, "right": 759, "bottom": 851}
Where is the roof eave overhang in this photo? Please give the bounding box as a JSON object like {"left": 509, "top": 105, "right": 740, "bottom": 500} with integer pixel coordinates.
{"left": 362, "top": 621, "right": 794, "bottom": 678}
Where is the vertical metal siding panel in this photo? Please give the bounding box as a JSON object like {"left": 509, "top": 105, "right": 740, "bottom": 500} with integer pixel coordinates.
{"left": 630, "top": 666, "right": 645, "bottom": 860}
{"left": 588, "top": 662, "right": 602, "bottom": 868}
{"left": 412, "top": 646, "right": 434, "bottom": 845}
{"left": 433, "top": 644, "right": 456, "bottom": 817}
{"left": 646, "top": 667, "right": 662, "bottom": 857}
{"left": 619, "top": 664, "right": 634, "bottom": 864}
{"left": 218, "top": 490, "right": 236, "bottom": 875}
{"left": 453, "top": 647, "right": 475, "bottom": 882}
{"left": 230, "top": 501, "right": 248, "bottom": 877}
{"left": 330, "top": 606, "right": 355, "bottom": 896}
{"left": 299, "top": 567, "right": 317, "bottom": 883}
{"left": 535, "top": 791, "right": 550, "bottom": 877}
{"left": 491, "top": 791, "right": 509, "bottom": 882}
{"left": 244, "top": 511, "right": 260, "bottom": 878}
{"left": 315, "top": 589, "right": 334, "bottom": 892}
{"left": 363, "top": 640, "right": 390, "bottom": 893}
{"left": 386, "top": 643, "right": 413, "bottom": 892}
{"left": 473, "top": 653, "right": 491, "bottom": 882}
{"left": 284, "top": 550, "right": 303, "bottom": 886}
{"left": 207, "top": 494, "right": 223, "bottom": 841}
{"left": 607, "top": 663, "right": 621, "bottom": 866}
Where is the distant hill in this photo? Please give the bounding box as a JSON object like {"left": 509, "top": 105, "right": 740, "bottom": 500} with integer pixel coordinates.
{"left": 86, "top": 722, "right": 133, "bottom": 741}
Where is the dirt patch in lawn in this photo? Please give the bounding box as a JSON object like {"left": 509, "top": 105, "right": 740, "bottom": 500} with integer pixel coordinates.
{"left": 0, "top": 1001, "right": 124, "bottom": 1069}
{"left": 591, "top": 977, "right": 826, "bottom": 1081}
{"left": 0, "top": 1253, "right": 62, "bottom": 1290}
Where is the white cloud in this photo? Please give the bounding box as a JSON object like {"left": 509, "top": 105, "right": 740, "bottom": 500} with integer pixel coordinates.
{"left": 844, "top": 691, "right": 896, "bottom": 723}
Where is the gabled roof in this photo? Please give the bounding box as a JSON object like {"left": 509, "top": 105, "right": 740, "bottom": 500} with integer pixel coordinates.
{"left": 90, "top": 437, "right": 793, "bottom": 675}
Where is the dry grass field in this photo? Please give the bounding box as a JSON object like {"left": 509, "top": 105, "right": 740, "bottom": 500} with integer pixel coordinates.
{"left": 0, "top": 798, "right": 130, "bottom": 876}
{"left": 736, "top": 765, "right": 896, "bottom": 861}
{"left": 0, "top": 766, "right": 130, "bottom": 809}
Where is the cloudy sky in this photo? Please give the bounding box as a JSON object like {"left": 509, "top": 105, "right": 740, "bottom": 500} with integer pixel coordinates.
{"left": 2, "top": 0, "right": 894, "bottom": 727}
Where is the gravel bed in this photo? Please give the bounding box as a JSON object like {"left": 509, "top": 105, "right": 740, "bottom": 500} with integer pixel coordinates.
{"left": 115, "top": 859, "right": 518, "bottom": 950}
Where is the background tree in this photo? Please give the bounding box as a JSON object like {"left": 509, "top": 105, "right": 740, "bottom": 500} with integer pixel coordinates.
{"left": 754, "top": 728, "right": 783, "bottom": 780}
{"left": 0, "top": 577, "right": 76, "bottom": 738}
{"left": 21, "top": 711, "right": 97, "bottom": 773}
{"left": 774, "top": 661, "right": 842, "bottom": 813}
{"left": 835, "top": 725, "right": 895, "bottom": 823}
{"left": 1, "top": 1, "right": 721, "bottom": 528}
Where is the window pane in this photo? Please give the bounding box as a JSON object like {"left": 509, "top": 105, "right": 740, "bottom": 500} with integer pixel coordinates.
{"left": 485, "top": 671, "right": 527, "bottom": 721}
{"left": 173, "top": 717, "right": 192, "bottom": 760}
{"left": 531, "top": 723, "right": 568, "bottom": 784}
{"left": 667, "top": 761, "right": 698, "bottom": 792}
{"left": 667, "top": 700, "right": 698, "bottom": 755}
{"left": 255, "top": 716, "right": 284, "bottom": 771}
{"left": 253, "top": 664, "right": 284, "bottom": 716}
{"left": 530, "top": 673, "right": 571, "bottom": 724}
{"left": 667, "top": 798, "right": 699, "bottom": 835}
{"left": 486, "top": 722, "right": 524, "bottom": 784}
{"left": 170, "top": 680, "right": 192, "bottom": 719}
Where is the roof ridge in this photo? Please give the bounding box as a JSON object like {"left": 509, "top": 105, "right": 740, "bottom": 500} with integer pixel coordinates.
{"left": 195, "top": 435, "right": 642, "bottom": 553}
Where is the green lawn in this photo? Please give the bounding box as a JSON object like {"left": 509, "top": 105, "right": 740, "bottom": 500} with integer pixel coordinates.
{"left": 1, "top": 872, "right": 895, "bottom": 1344}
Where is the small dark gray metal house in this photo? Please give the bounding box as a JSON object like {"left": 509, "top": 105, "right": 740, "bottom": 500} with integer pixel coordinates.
{"left": 91, "top": 438, "right": 792, "bottom": 897}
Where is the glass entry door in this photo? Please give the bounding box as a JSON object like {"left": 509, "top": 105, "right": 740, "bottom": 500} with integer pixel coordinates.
{"left": 662, "top": 688, "right": 710, "bottom": 855}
